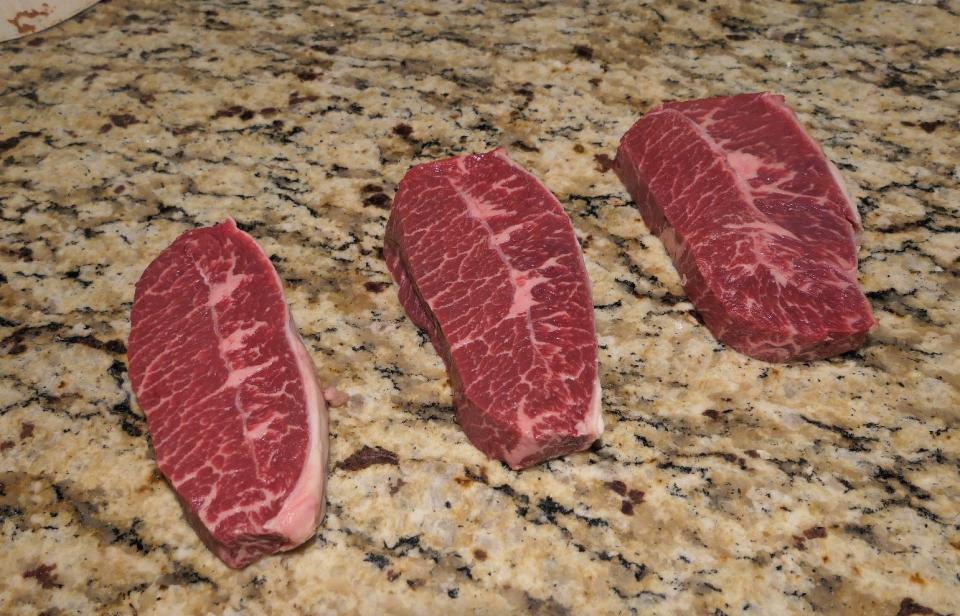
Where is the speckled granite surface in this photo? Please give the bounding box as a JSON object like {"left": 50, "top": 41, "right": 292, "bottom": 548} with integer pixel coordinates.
{"left": 1, "top": 1, "right": 958, "bottom": 614}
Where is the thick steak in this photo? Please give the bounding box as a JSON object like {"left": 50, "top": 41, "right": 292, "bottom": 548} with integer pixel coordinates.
{"left": 615, "top": 93, "right": 875, "bottom": 362}
{"left": 128, "top": 219, "right": 328, "bottom": 568}
{"left": 384, "top": 149, "right": 602, "bottom": 469}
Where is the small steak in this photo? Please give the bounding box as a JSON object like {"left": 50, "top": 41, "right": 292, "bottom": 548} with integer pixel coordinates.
{"left": 384, "top": 148, "right": 602, "bottom": 469}
{"left": 614, "top": 93, "right": 875, "bottom": 361}
{"left": 128, "top": 218, "right": 328, "bottom": 568}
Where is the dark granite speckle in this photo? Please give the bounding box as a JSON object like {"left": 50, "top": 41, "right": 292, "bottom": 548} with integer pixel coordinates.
{"left": 0, "top": 0, "right": 957, "bottom": 614}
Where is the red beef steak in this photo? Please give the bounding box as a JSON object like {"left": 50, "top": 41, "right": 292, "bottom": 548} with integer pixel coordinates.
{"left": 384, "top": 149, "right": 603, "bottom": 469}
{"left": 615, "top": 93, "right": 875, "bottom": 361}
{"left": 128, "top": 219, "right": 327, "bottom": 568}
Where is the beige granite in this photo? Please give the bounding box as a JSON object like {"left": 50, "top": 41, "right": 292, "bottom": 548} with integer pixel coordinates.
{"left": 1, "top": 1, "right": 959, "bottom": 614}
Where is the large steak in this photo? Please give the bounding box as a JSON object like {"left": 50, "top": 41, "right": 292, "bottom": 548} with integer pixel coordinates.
{"left": 128, "top": 219, "right": 327, "bottom": 568}
{"left": 384, "top": 148, "right": 602, "bottom": 469}
{"left": 614, "top": 93, "right": 875, "bottom": 362}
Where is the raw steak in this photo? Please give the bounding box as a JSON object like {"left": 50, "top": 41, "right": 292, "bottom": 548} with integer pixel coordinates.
{"left": 614, "top": 93, "right": 875, "bottom": 362}
{"left": 384, "top": 148, "right": 602, "bottom": 469}
{"left": 128, "top": 218, "right": 328, "bottom": 568}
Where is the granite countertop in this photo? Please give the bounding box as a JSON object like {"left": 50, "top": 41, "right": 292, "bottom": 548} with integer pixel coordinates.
{"left": 1, "top": 1, "right": 958, "bottom": 614}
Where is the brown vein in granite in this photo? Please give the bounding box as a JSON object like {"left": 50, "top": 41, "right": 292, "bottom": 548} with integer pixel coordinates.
{"left": 1, "top": 471, "right": 217, "bottom": 605}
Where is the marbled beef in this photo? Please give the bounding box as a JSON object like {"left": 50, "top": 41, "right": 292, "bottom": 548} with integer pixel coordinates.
{"left": 128, "top": 219, "right": 327, "bottom": 568}
{"left": 384, "top": 149, "right": 603, "bottom": 469}
{"left": 615, "top": 93, "right": 875, "bottom": 361}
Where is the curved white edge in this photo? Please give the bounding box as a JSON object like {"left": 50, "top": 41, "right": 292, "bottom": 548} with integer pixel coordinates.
{"left": 0, "top": 1, "right": 100, "bottom": 43}
{"left": 578, "top": 376, "right": 604, "bottom": 438}
{"left": 228, "top": 216, "right": 327, "bottom": 548}
{"left": 263, "top": 315, "right": 328, "bottom": 547}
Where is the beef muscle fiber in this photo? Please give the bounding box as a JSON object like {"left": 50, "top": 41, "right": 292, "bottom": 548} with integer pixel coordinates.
{"left": 384, "top": 148, "right": 602, "bottom": 469}
{"left": 615, "top": 93, "right": 875, "bottom": 362}
{"left": 128, "top": 218, "right": 328, "bottom": 568}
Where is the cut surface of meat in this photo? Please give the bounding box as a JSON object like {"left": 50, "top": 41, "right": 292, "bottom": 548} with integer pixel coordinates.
{"left": 384, "top": 148, "right": 602, "bottom": 469}
{"left": 128, "top": 218, "right": 328, "bottom": 568}
{"left": 614, "top": 93, "right": 875, "bottom": 362}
